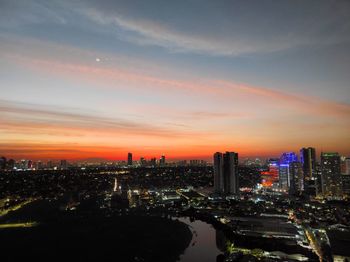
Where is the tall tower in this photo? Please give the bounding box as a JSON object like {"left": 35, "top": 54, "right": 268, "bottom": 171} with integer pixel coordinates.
{"left": 213, "top": 152, "right": 239, "bottom": 195}
{"left": 300, "top": 147, "right": 316, "bottom": 179}
{"left": 214, "top": 152, "right": 223, "bottom": 193}
{"left": 321, "top": 152, "right": 342, "bottom": 197}
{"left": 160, "top": 155, "right": 166, "bottom": 166}
{"left": 223, "top": 152, "right": 239, "bottom": 195}
{"left": 279, "top": 152, "right": 298, "bottom": 191}
{"left": 127, "top": 153, "right": 133, "bottom": 166}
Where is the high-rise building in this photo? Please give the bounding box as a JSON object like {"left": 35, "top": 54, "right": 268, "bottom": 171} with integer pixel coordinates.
{"left": 289, "top": 162, "right": 304, "bottom": 194}
{"left": 280, "top": 152, "right": 298, "bottom": 164}
{"left": 279, "top": 164, "right": 290, "bottom": 190}
{"left": 47, "top": 160, "right": 54, "bottom": 169}
{"left": 342, "top": 175, "right": 350, "bottom": 196}
{"left": 321, "top": 152, "right": 342, "bottom": 197}
{"left": 300, "top": 147, "right": 316, "bottom": 180}
{"left": 150, "top": 157, "right": 156, "bottom": 167}
{"left": 214, "top": 152, "right": 223, "bottom": 192}
{"left": 160, "top": 155, "right": 165, "bottom": 166}
{"left": 139, "top": 157, "right": 146, "bottom": 167}
{"left": 0, "top": 156, "right": 6, "bottom": 170}
{"left": 7, "top": 159, "right": 15, "bottom": 170}
{"left": 261, "top": 158, "right": 279, "bottom": 188}
{"left": 279, "top": 152, "right": 298, "bottom": 191}
{"left": 127, "top": 153, "right": 133, "bottom": 166}
{"left": 35, "top": 161, "right": 43, "bottom": 170}
{"left": 344, "top": 157, "right": 350, "bottom": 175}
{"left": 28, "top": 160, "right": 33, "bottom": 169}
{"left": 60, "top": 160, "right": 68, "bottom": 170}
{"left": 213, "top": 152, "right": 239, "bottom": 195}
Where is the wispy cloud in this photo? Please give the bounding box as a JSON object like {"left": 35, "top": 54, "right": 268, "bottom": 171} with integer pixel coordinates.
{"left": 2, "top": 1, "right": 349, "bottom": 57}
{"left": 0, "top": 99, "right": 203, "bottom": 138}
{"left": 78, "top": 1, "right": 350, "bottom": 56}
{"left": 10, "top": 51, "right": 350, "bottom": 121}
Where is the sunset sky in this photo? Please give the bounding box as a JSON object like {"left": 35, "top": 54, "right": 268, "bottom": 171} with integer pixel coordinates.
{"left": 1, "top": 0, "right": 350, "bottom": 161}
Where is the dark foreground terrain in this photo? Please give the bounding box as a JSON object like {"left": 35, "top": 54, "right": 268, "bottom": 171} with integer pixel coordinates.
{"left": 0, "top": 200, "right": 192, "bottom": 262}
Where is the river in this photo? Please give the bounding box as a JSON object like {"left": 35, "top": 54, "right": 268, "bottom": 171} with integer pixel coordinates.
{"left": 177, "top": 217, "right": 225, "bottom": 262}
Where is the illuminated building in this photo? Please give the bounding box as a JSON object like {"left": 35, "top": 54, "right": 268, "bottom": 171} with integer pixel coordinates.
{"left": 28, "top": 160, "right": 33, "bottom": 169}
{"left": 289, "top": 162, "right": 304, "bottom": 194}
{"left": 279, "top": 164, "right": 290, "bottom": 190}
{"left": 261, "top": 158, "right": 279, "bottom": 188}
{"left": 213, "top": 151, "right": 239, "bottom": 195}
{"left": 321, "top": 152, "right": 342, "bottom": 197}
{"left": 280, "top": 152, "right": 298, "bottom": 164}
{"left": 127, "top": 152, "right": 133, "bottom": 166}
{"left": 300, "top": 147, "right": 316, "bottom": 179}
{"left": 279, "top": 152, "right": 298, "bottom": 191}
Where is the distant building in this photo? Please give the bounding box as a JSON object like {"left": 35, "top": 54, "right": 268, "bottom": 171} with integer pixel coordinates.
{"left": 344, "top": 157, "right": 350, "bottom": 175}
{"left": 60, "top": 160, "right": 68, "bottom": 170}
{"left": 47, "top": 160, "right": 54, "bottom": 169}
{"left": 321, "top": 152, "right": 342, "bottom": 197}
{"left": 35, "top": 161, "right": 43, "bottom": 170}
{"left": 160, "top": 155, "right": 165, "bottom": 166}
{"left": 139, "top": 157, "right": 146, "bottom": 167}
{"left": 7, "top": 159, "right": 15, "bottom": 170}
{"left": 213, "top": 151, "right": 239, "bottom": 195}
{"left": 261, "top": 158, "right": 279, "bottom": 188}
{"left": 342, "top": 175, "right": 350, "bottom": 196}
{"left": 300, "top": 147, "right": 316, "bottom": 180}
{"left": 127, "top": 153, "right": 133, "bottom": 166}
{"left": 28, "top": 160, "right": 33, "bottom": 169}
{"left": 150, "top": 157, "right": 156, "bottom": 166}
{"left": 177, "top": 160, "right": 187, "bottom": 166}
{"left": 0, "top": 157, "right": 6, "bottom": 170}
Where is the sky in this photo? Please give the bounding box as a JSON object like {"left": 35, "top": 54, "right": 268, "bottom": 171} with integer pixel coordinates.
{"left": 0, "top": 0, "right": 350, "bottom": 161}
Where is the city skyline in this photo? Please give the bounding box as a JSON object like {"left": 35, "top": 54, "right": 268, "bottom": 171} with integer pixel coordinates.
{"left": 1, "top": 0, "right": 350, "bottom": 160}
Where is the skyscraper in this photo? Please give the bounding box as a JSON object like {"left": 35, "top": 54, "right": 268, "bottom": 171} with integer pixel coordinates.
{"left": 279, "top": 164, "right": 290, "bottom": 191}
{"left": 214, "top": 152, "right": 223, "bottom": 192}
{"left": 300, "top": 147, "right": 316, "bottom": 180}
{"left": 127, "top": 153, "right": 133, "bottom": 166}
{"left": 321, "top": 152, "right": 342, "bottom": 197}
{"left": 289, "top": 162, "right": 304, "bottom": 194}
{"left": 160, "top": 155, "right": 165, "bottom": 166}
{"left": 213, "top": 152, "right": 239, "bottom": 195}
{"left": 139, "top": 157, "right": 146, "bottom": 167}
{"left": 0, "top": 156, "right": 6, "bottom": 170}
{"left": 279, "top": 152, "right": 298, "bottom": 191}
{"left": 344, "top": 157, "right": 350, "bottom": 175}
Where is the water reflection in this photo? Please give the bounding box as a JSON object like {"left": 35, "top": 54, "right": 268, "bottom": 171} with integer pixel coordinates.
{"left": 178, "top": 217, "right": 225, "bottom": 262}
